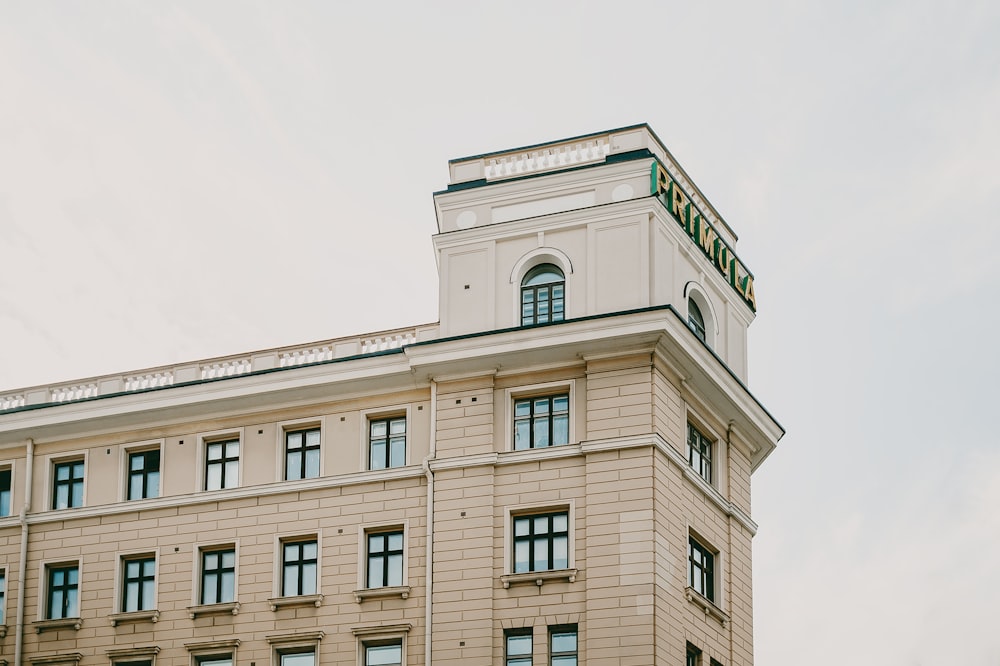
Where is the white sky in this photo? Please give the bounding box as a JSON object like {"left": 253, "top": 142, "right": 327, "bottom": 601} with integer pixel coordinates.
{"left": 2, "top": 2, "right": 999, "bottom": 663}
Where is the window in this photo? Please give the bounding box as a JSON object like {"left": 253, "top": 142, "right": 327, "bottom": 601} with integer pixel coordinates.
{"left": 127, "top": 449, "right": 160, "bottom": 500}
{"left": 687, "top": 422, "right": 713, "bottom": 484}
{"left": 285, "top": 428, "right": 321, "bottom": 480}
{"left": 521, "top": 263, "right": 565, "bottom": 326}
{"left": 369, "top": 417, "right": 406, "bottom": 470}
{"left": 122, "top": 556, "right": 155, "bottom": 612}
{"left": 686, "top": 643, "right": 702, "bottom": 666}
{"left": 47, "top": 564, "right": 79, "bottom": 619}
{"left": 549, "top": 625, "right": 577, "bottom": 666}
{"left": 514, "top": 394, "right": 569, "bottom": 450}
{"left": 505, "top": 629, "right": 532, "bottom": 666}
{"left": 201, "top": 548, "right": 236, "bottom": 604}
{"left": 197, "top": 658, "right": 232, "bottom": 666}
{"left": 367, "top": 531, "right": 404, "bottom": 588}
{"left": 281, "top": 539, "right": 318, "bottom": 596}
{"left": 688, "top": 536, "right": 715, "bottom": 603}
{"left": 0, "top": 569, "right": 5, "bottom": 624}
{"left": 205, "top": 439, "right": 239, "bottom": 490}
{"left": 513, "top": 512, "right": 568, "bottom": 573}
{"left": 688, "top": 297, "right": 706, "bottom": 342}
{"left": 52, "top": 459, "right": 84, "bottom": 509}
{"left": 279, "top": 652, "right": 315, "bottom": 666}
{"left": 364, "top": 641, "right": 402, "bottom": 666}
{"left": 0, "top": 467, "right": 10, "bottom": 516}
{"left": 710, "top": 659, "right": 724, "bottom": 666}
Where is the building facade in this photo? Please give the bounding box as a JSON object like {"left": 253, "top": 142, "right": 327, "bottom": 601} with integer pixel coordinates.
{"left": 0, "top": 125, "right": 782, "bottom": 666}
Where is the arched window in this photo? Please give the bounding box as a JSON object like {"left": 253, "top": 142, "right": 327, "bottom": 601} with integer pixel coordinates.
{"left": 687, "top": 298, "right": 706, "bottom": 343}
{"left": 521, "top": 264, "right": 565, "bottom": 326}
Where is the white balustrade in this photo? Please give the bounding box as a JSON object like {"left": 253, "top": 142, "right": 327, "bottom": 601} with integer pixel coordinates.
{"left": 200, "top": 359, "right": 252, "bottom": 379}
{"left": 0, "top": 394, "right": 25, "bottom": 410}
{"left": 484, "top": 138, "right": 610, "bottom": 180}
{"left": 280, "top": 346, "right": 335, "bottom": 368}
{"left": 125, "top": 372, "right": 175, "bottom": 392}
{"left": 361, "top": 332, "right": 416, "bottom": 354}
{"left": 51, "top": 383, "right": 99, "bottom": 402}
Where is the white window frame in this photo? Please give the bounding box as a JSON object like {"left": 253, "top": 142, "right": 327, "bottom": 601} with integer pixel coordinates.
{"left": 504, "top": 380, "right": 576, "bottom": 452}
{"left": 686, "top": 526, "right": 723, "bottom": 609}
{"left": 119, "top": 439, "right": 165, "bottom": 502}
{"left": 266, "top": 631, "right": 324, "bottom": 666}
{"left": 502, "top": 500, "right": 577, "bottom": 588}
{"left": 44, "top": 450, "right": 88, "bottom": 511}
{"left": 37, "top": 558, "right": 83, "bottom": 621}
{"left": 355, "top": 520, "right": 410, "bottom": 600}
{"left": 359, "top": 405, "right": 411, "bottom": 471}
{"left": 354, "top": 627, "right": 410, "bottom": 666}
{"left": 114, "top": 547, "right": 160, "bottom": 614}
{"left": 684, "top": 406, "right": 727, "bottom": 492}
{"left": 684, "top": 282, "right": 718, "bottom": 349}
{"left": 0, "top": 567, "right": 7, "bottom": 626}
{"left": 509, "top": 247, "right": 575, "bottom": 325}
{"left": 185, "top": 639, "right": 240, "bottom": 666}
{"left": 272, "top": 532, "right": 322, "bottom": 600}
{"left": 276, "top": 417, "right": 325, "bottom": 482}
{"left": 0, "top": 459, "right": 15, "bottom": 518}
{"left": 107, "top": 646, "right": 160, "bottom": 666}
{"left": 197, "top": 429, "right": 244, "bottom": 492}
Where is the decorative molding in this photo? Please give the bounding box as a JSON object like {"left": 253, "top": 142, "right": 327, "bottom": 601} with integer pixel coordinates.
{"left": 428, "top": 453, "right": 497, "bottom": 472}
{"left": 106, "top": 646, "right": 160, "bottom": 660}
{"left": 496, "top": 444, "right": 581, "bottom": 466}
{"left": 28, "top": 653, "right": 82, "bottom": 666}
{"left": 184, "top": 639, "right": 241, "bottom": 653}
{"left": 186, "top": 601, "right": 239, "bottom": 619}
{"left": 351, "top": 622, "right": 412, "bottom": 637}
{"left": 109, "top": 609, "right": 159, "bottom": 626}
{"left": 501, "top": 568, "right": 578, "bottom": 589}
{"left": 268, "top": 594, "right": 323, "bottom": 612}
{"left": 32, "top": 617, "right": 81, "bottom": 633}
{"left": 266, "top": 630, "right": 325, "bottom": 645}
{"left": 685, "top": 586, "right": 730, "bottom": 627}
{"left": 353, "top": 585, "right": 410, "bottom": 603}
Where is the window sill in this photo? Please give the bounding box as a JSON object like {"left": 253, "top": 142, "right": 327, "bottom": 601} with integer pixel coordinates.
{"left": 268, "top": 594, "right": 324, "bottom": 611}
{"left": 109, "top": 609, "right": 160, "bottom": 626}
{"left": 501, "top": 568, "right": 578, "bottom": 589}
{"left": 186, "top": 601, "right": 240, "bottom": 619}
{"left": 33, "top": 617, "right": 81, "bottom": 633}
{"left": 353, "top": 585, "right": 410, "bottom": 603}
{"left": 684, "top": 587, "right": 729, "bottom": 627}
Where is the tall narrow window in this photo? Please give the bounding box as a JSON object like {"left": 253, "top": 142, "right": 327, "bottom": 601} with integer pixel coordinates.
{"left": 0, "top": 570, "right": 5, "bottom": 624}
{"left": 52, "top": 460, "right": 84, "bottom": 509}
{"left": 47, "top": 565, "right": 79, "bottom": 619}
{"left": 367, "top": 531, "right": 404, "bottom": 588}
{"left": 205, "top": 440, "right": 240, "bottom": 490}
{"left": 0, "top": 468, "right": 10, "bottom": 517}
{"left": 282, "top": 539, "right": 318, "bottom": 596}
{"left": 687, "top": 423, "right": 713, "bottom": 484}
{"left": 127, "top": 449, "right": 160, "bottom": 500}
{"left": 122, "top": 556, "right": 156, "bottom": 612}
{"left": 521, "top": 264, "right": 565, "bottom": 326}
{"left": 688, "top": 536, "right": 715, "bottom": 603}
{"left": 513, "top": 394, "right": 569, "bottom": 450}
{"left": 285, "top": 428, "right": 321, "bottom": 480}
{"left": 201, "top": 548, "right": 236, "bottom": 604}
{"left": 505, "top": 629, "right": 532, "bottom": 666}
{"left": 369, "top": 417, "right": 406, "bottom": 470}
{"left": 688, "top": 298, "right": 706, "bottom": 342}
{"left": 549, "top": 625, "right": 577, "bottom": 666}
{"left": 687, "top": 643, "right": 702, "bottom": 666}
{"left": 513, "top": 512, "right": 569, "bottom": 573}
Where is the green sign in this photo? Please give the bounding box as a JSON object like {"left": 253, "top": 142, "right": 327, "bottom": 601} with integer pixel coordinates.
{"left": 650, "top": 161, "right": 756, "bottom": 311}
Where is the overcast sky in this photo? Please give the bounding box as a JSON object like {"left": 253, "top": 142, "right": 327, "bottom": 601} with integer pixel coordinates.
{"left": 2, "top": 2, "right": 999, "bottom": 663}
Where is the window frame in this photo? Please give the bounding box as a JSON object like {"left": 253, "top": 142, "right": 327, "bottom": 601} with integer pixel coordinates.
{"left": 119, "top": 552, "right": 158, "bottom": 613}
{"left": 502, "top": 501, "right": 577, "bottom": 588}
{"left": 278, "top": 535, "right": 320, "bottom": 598}
{"left": 266, "top": 630, "right": 324, "bottom": 666}
{"left": 185, "top": 639, "right": 240, "bottom": 666}
{"left": 505, "top": 627, "right": 533, "bottom": 666}
{"left": 505, "top": 381, "right": 576, "bottom": 454}
{"left": 361, "top": 638, "right": 404, "bottom": 666}
{"left": 359, "top": 405, "right": 410, "bottom": 472}
{"left": 47, "top": 452, "right": 87, "bottom": 510}
{"left": 686, "top": 422, "right": 714, "bottom": 485}
{"left": 277, "top": 417, "right": 324, "bottom": 482}
{"left": 365, "top": 529, "right": 405, "bottom": 589}
{"left": 548, "top": 624, "right": 578, "bottom": 666}
{"left": 688, "top": 533, "right": 716, "bottom": 604}
{"left": 686, "top": 642, "right": 702, "bottom": 666}
{"left": 122, "top": 440, "right": 164, "bottom": 502}
{"left": 197, "top": 429, "right": 244, "bottom": 492}
{"left": 0, "top": 568, "right": 6, "bottom": 625}
{"left": 520, "top": 263, "right": 566, "bottom": 327}
{"left": 195, "top": 543, "right": 239, "bottom": 607}
{"left": 44, "top": 562, "right": 81, "bottom": 620}
{"left": 355, "top": 521, "right": 410, "bottom": 601}
{"left": 0, "top": 461, "right": 13, "bottom": 518}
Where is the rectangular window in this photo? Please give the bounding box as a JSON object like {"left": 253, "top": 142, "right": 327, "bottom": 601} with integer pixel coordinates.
{"left": 505, "top": 629, "right": 532, "bottom": 666}
{"left": 0, "top": 570, "right": 5, "bottom": 624}
{"left": 281, "top": 539, "right": 318, "bottom": 596}
{"left": 279, "top": 652, "right": 315, "bottom": 666}
{"left": 369, "top": 417, "right": 406, "bottom": 470}
{"left": 513, "top": 512, "right": 569, "bottom": 573}
{"left": 285, "top": 428, "right": 321, "bottom": 481}
{"left": 47, "top": 564, "right": 79, "bottom": 619}
{"left": 122, "top": 556, "right": 155, "bottom": 612}
{"left": 514, "top": 394, "right": 569, "bottom": 450}
{"left": 686, "top": 643, "right": 702, "bottom": 666}
{"left": 688, "top": 536, "right": 715, "bottom": 602}
{"left": 687, "top": 422, "right": 713, "bottom": 484}
{"left": 197, "top": 658, "right": 233, "bottom": 666}
{"left": 52, "top": 459, "right": 84, "bottom": 509}
{"left": 364, "top": 641, "right": 402, "bottom": 666}
{"left": 0, "top": 467, "right": 10, "bottom": 517}
{"left": 549, "top": 625, "right": 577, "bottom": 666}
{"left": 205, "top": 439, "right": 239, "bottom": 490}
{"left": 366, "top": 531, "right": 404, "bottom": 588}
{"left": 201, "top": 548, "right": 236, "bottom": 604}
{"left": 127, "top": 449, "right": 160, "bottom": 500}
{"left": 710, "top": 659, "right": 724, "bottom": 666}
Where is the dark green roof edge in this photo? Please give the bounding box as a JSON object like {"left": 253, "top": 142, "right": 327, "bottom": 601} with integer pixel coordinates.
{"left": 447, "top": 123, "right": 651, "bottom": 164}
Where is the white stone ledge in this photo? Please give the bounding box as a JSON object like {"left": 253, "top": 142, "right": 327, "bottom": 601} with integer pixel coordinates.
{"left": 501, "top": 568, "right": 578, "bottom": 589}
